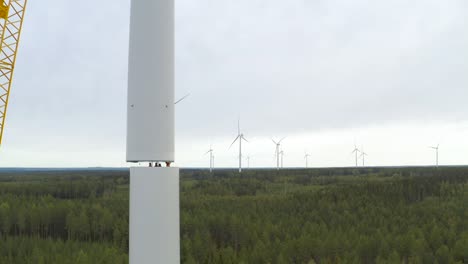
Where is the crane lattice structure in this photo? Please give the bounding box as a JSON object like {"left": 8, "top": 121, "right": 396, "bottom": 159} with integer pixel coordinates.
{"left": 0, "top": 0, "right": 27, "bottom": 145}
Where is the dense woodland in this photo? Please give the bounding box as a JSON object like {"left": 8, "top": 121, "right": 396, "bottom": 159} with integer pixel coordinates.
{"left": 0, "top": 167, "right": 466, "bottom": 263}
{"left": 0, "top": 170, "right": 129, "bottom": 263}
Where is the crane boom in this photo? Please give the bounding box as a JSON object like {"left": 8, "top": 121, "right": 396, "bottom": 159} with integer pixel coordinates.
{"left": 0, "top": 0, "right": 27, "bottom": 145}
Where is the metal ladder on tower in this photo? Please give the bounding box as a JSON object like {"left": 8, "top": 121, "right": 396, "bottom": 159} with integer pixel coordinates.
{"left": 0, "top": 0, "right": 27, "bottom": 145}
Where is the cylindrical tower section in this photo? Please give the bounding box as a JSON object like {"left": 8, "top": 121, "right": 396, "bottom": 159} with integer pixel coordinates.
{"left": 127, "top": 0, "right": 174, "bottom": 162}
{"left": 130, "top": 167, "right": 180, "bottom": 264}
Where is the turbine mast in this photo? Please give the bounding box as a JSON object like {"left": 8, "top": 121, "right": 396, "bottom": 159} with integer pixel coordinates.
{"left": 355, "top": 150, "right": 358, "bottom": 167}
{"left": 239, "top": 134, "right": 242, "bottom": 173}
{"left": 276, "top": 144, "right": 280, "bottom": 170}
{"left": 127, "top": 0, "right": 179, "bottom": 263}
{"left": 231, "top": 120, "right": 247, "bottom": 174}
{"left": 273, "top": 138, "right": 285, "bottom": 171}
{"left": 430, "top": 145, "right": 440, "bottom": 168}
{"left": 352, "top": 145, "right": 360, "bottom": 167}
{"left": 209, "top": 150, "right": 213, "bottom": 173}
{"left": 280, "top": 150, "right": 284, "bottom": 168}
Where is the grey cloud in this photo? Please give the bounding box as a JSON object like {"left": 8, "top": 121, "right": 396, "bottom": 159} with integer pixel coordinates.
{"left": 175, "top": 0, "right": 468, "bottom": 138}
{"left": 2, "top": 0, "right": 467, "bottom": 166}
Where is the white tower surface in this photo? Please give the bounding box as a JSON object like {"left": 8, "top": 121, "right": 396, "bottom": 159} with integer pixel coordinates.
{"left": 130, "top": 167, "right": 179, "bottom": 264}
{"left": 126, "top": 0, "right": 179, "bottom": 263}
{"left": 127, "top": 0, "right": 174, "bottom": 162}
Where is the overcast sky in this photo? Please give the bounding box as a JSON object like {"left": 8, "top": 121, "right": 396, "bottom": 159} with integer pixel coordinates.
{"left": 0, "top": 0, "right": 467, "bottom": 168}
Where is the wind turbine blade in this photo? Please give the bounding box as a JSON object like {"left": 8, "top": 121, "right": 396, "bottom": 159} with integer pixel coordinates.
{"left": 279, "top": 137, "right": 286, "bottom": 143}
{"left": 204, "top": 150, "right": 211, "bottom": 155}
{"left": 272, "top": 139, "right": 278, "bottom": 145}
{"left": 174, "top": 93, "right": 190, "bottom": 105}
{"left": 242, "top": 136, "right": 249, "bottom": 143}
{"left": 229, "top": 135, "right": 240, "bottom": 149}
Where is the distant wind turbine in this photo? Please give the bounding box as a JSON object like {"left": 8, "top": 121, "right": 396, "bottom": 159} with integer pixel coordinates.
{"left": 351, "top": 145, "right": 360, "bottom": 167}
{"left": 429, "top": 144, "right": 439, "bottom": 167}
{"left": 304, "top": 153, "right": 311, "bottom": 168}
{"left": 360, "top": 146, "right": 368, "bottom": 167}
{"left": 246, "top": 155, "right": 251, "bottom": 168}
{"left": 205, "top": 145, "right": 213, "bottom": 172}
{"left": 229, "top": 119, "right": 248, "bottom": 173}
{"left": 272, "top": 137, "right": 286, "bottom": 170}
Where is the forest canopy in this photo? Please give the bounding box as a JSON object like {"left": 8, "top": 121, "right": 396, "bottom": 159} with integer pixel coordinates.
{"left": 0, "top": 167, "right": 466, "bottom": 263}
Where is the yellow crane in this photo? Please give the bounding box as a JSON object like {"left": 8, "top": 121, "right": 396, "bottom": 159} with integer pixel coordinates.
{"left": 0, "top": 0, "right": 27, "bottom": 145}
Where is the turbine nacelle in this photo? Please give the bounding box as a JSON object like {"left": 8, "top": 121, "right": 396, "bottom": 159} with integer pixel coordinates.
{"left": 429, "top": 144, "right": 440, "bottom": 150}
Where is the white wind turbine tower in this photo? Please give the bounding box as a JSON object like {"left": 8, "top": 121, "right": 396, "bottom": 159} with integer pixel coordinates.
{"left": 126, "top": 0, "right": 179, "bottom": 262}
{"left": 205, "top": 146, "right": 213, "bottom": 172}
{"left": 429, "top": 144, "right": 439, "bottom": 167}
{"left": 272, "top": 138, "right": 286, "bottom": 170}
{"left": 280, "top": 150, "right": 284, "bottom": 168}
{"left": 304, "top": 153, "right": 311, "bottom": 168}
{"left": 360, "top": 146, "right": 368, "bottom": 167}
{"left": 351, "top": 145, "right": 360, "bottom": 167}
{"left": 230, "top": 120, "right": 248, "bottom": 173}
